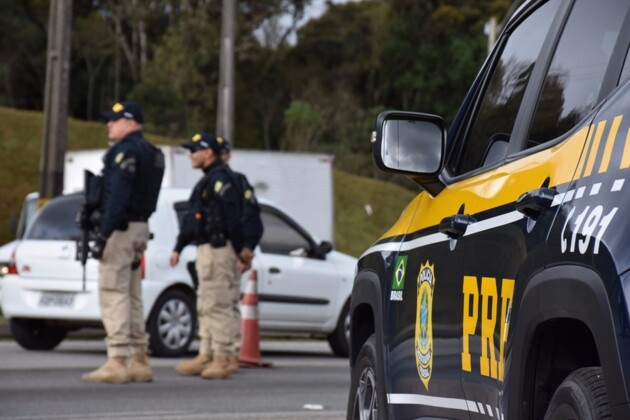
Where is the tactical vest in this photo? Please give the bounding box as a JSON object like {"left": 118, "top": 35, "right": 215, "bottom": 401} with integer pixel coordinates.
{"left": 135, "top": 140, "right": 165, "bottom": 218}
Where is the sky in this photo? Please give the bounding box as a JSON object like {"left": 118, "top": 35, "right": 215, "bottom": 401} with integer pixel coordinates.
{"left": 304, "top": 0, "right": 353, "bottom": 21}
{"left": 268, "top": 0, "right": 360, "bottom": 45}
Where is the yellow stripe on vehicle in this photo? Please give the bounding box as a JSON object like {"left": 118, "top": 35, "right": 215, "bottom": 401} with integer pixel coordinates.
{"left": 583, "top": 120, "right": 606, "bottom": 177}
{"left": 402, "top": 124, "right": 590, "bottom": 235}
{"left": 620, "top": 125, "right": 630, "bottom": 169}
{"left": 598, "top": 115, "right": 622, "bottom": 174}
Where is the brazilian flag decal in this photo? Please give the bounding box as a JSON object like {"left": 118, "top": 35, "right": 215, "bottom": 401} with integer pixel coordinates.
{"left": 392, "top": 256, "right": 407, "bottom": 290}
{"left": 390, "top": 255, "right": 407, "bottom": 302}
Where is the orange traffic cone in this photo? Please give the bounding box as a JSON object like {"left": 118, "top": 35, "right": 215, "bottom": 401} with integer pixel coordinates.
{"left": 239, "top": 270, "right": 272, "bottom": 368}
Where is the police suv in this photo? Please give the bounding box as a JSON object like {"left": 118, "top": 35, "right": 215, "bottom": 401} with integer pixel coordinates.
{"left": 348, "top": 0, "right": 630, "bottom": 419}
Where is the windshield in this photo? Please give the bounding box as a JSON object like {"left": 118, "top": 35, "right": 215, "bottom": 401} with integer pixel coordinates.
{"left": 26, "top": 194, "right": 83, "bottom": 241}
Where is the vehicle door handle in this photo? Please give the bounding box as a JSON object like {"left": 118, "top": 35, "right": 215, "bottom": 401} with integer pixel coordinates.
{"left": 269, "top": 267, "right": 281, "bottom": 274}
{"left": 439, "top": 214, "right": 476, "bottom": 239}
{"left": 515, "top": 187, "right": 556, "bottom": 218}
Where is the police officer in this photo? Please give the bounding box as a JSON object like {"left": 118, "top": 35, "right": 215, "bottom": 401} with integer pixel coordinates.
{"left": 219, "top": 139, "right": 264, "bottom": 374}
{"left": 82, "top": 101, "right": 163, "bottom": 384}
{"left": 170, "top": 132, "right": 243, "bottom": 380}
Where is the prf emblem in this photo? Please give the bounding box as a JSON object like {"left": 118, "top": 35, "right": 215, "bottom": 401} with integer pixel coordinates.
{"left": 415, "top": 261, "right": 435, "bottom": 390}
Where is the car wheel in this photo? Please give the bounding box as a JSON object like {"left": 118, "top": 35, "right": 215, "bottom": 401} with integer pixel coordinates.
{"left": 544, "top": 367, "right": 611, "bottom": 420}
{"left": 328, "top": 300, "right": 350, "bottom": 357}
{"left": 147, "top": 289, "right": 196, "bottom": 357}
{"left": 10, "top": 318, "right": 66, "bottom": 350}
{"left": 347, "top": 334, "right": 380, "bottom": 420}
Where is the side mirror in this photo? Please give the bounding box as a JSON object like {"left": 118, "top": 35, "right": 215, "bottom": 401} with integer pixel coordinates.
{"left": 317, "top": 241, "right": 333, "bottom": 257}
{"left": 372, "top": 110, "right": 446, "bottom": 195}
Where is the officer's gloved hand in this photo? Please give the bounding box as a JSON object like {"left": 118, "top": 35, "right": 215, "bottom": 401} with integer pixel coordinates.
{"left": 90, "top": 236, "right": 107, "bottom": 259}
{"left": 76, "top": 206, "right": 93, "bottom": 230}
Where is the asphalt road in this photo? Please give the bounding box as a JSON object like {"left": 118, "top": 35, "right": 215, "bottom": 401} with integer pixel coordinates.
{"left": 0, "top": 338, "right": 350, "bottom": 420}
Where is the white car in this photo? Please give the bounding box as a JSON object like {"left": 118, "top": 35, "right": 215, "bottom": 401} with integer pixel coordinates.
{"left": 2, "top": 188, "right": 356, "bottom": 357}
{"left": 0, "top": 192, "right": 38, "bottom": 299}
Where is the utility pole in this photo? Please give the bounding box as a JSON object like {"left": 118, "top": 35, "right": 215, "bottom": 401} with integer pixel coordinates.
{"left": 40, "top": 0, "right": 72, "bottom": 203}
{"left": 216, "top": 0, "right": 236, "bottom": 144}
{"left": 484, "top": 17, "right": 498, "bottom": 55}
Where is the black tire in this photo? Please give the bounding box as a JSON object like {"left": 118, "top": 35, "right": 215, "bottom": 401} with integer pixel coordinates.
{"left": 328, "top": 300, "right": 350, "bottom": 357}
{"left": 10, "top": 318, "right": 66, "bottom": 350}
{"left": 544, "top": 367, "right": 611, "bottom": 420}
{"left": 347, "top": 334, "right": 380, "bottom": 420}
{"left": 147, "top": 289, "right": 196, "bottom": 357}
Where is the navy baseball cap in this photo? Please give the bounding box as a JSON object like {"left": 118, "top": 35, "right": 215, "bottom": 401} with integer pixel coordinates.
{"left": 219, "top": 138, "right": 232, "bottom": 153}
{"left": 181, "top": 132, "right": 226, "bottom": 154}
{"left": 101, "top": 101, "right": 144, "bottom": 123}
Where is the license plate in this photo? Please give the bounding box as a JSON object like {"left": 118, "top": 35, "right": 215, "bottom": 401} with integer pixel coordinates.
{"left": 39, "top": 292, "right": 75, "bottom": 308}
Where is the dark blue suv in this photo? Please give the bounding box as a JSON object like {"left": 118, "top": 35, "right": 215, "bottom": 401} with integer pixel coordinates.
{"left": 348, "top": 0, "right": 630, "bottom": 418}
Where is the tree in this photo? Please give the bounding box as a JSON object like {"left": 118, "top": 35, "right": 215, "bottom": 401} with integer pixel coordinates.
{"left": 0, "top": 0, "right": 50, "bottom": 109}
{"left": 129, "top": 3, "right": 221, "bottom": 136}
{"left": 282, "top": 99, "right": 322, "bottom": 151}
{"left": 73, "top": 12, "right": 116, "bottom": 120}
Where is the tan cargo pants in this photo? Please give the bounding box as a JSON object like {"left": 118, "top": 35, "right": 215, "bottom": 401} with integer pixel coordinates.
{"left": 231, "top": 263, "right": 242, "bottom": 355}
{"left": 98, "top": 222, "right": 150, "bottom": 358}
{"left": 196, "top": 242, "right": 238, "bottom": 357}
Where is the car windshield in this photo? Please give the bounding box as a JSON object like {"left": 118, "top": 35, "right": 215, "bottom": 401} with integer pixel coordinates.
{"left": 26, "top": 194, "right": 83, "bottom": 241}
{"left": 15, "top": 196, "right": 38, "bottom": 239}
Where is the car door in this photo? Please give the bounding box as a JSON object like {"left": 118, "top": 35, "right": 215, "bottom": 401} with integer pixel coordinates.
{"left": 384, "top": 178, "right": 483, "bottom": 420}
{"left": 254, "top": 205, "right": 341, "bottom": 328}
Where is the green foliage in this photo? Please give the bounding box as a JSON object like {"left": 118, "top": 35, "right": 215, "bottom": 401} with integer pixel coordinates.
{"left": 334, "top": 169, "right": 417, "bottom": 257}
{"left": 282, "top": 100, "right": 323, "bottom": 151}
{"left": 0, "top": 0, "right": 49, "bottom": 109}
{"left": 73, "top": 11, "right": 117, "bottom": 119}
{"left": 130, "top": 10, "right": 221, "bottom": 136}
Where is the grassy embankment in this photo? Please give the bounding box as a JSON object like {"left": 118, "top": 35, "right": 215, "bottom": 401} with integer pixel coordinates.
{"left": 0, "top": 106, "right": 417, "bottom": 257}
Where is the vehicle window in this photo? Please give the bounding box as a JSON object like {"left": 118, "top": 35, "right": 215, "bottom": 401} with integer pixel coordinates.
{"left": 618, "top": 45, "right": 630, "bottom": 86}
{"left": 174, "top": 201, "right": 188, "bottom": 230}
{"left": 16, "top": 196, "right": 38, "bottom": 239}
{"left": 26, "top": 195, "right": 82, "bottom": 241}
{"left": 528, "top": 0, "right": 629, "bottom": 148}
{"left": 452, "top": 0, "right": 560, "bottom": 175}
{"left": 259, "top": 210, "right": 311, "bottom": 256}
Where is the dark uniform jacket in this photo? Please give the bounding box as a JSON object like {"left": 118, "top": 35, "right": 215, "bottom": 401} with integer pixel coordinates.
{"left": 174, "top": 160, "right": 243, "bottom": 254}
{"left": 234, "top": 171, "right": 264, "bottom": 251}
{"left": 100, "top": 131, "right": 153, "bottom": 238}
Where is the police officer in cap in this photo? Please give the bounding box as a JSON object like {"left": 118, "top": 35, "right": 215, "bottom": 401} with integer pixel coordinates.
{"left": 219, "top": 139, "right": 264, "bottom": 374}
{"left": 82, "top": 101, "right": 163, "bottom": 384}
{"left": 170, "top": 132, "right": 243, "bottom": 380}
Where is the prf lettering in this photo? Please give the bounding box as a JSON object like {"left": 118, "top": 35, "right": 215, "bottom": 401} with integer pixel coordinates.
{"left": 461, "top": 276, "right": 515, "bottom": 381}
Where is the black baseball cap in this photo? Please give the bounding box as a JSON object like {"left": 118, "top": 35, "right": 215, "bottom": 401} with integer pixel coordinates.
{"left": 101, "top": 101, "right": 144, "bottom": 124}
{"left": 181, "top": 132, "right": 226, "bottom": 155}
{"left": 219, "top": 138, "right": 232, "bottom": 154}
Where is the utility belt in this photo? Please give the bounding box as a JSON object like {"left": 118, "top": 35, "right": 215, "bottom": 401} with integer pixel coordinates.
{"left": 87, "top": 211, "right": 147, "bottom": 228}
{"left": 197, "top": 237, "right": 228, "bottom": 248}
{"left": 194, "top": 209, "right": 227, "bottom": 247}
